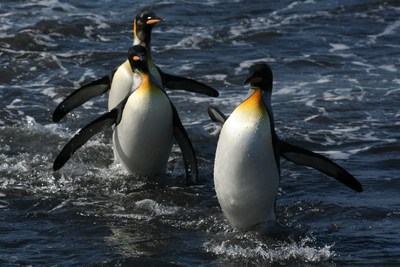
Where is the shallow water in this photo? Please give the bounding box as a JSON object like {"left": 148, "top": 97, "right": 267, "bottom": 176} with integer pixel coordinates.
{"left": 1, "top": 0, "right": 399, "bottom": 266}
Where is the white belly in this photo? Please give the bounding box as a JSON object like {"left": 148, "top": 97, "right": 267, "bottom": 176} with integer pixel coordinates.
{"left": 113, "top": 89, "right": 173, "bottom": 176}
{"left": 214, "top": 111, "right": 280, "bottom": 230}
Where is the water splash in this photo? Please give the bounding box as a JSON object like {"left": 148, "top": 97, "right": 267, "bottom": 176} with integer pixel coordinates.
{"left": 204, "top": 233, "right": 333, "bottom": 264}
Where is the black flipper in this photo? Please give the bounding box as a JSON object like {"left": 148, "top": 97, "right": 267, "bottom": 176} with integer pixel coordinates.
{"left": 171, "top": 104, "right": 199, "bottom": 184}
{"left": 53, "top": 96, "right": 128, "bottom": 171}
{"left": 207, "top": 105, "right": 227, "bottom": 123}
{"left": 52, "top": 71, "right": 115, "bottom": 122}
{"left": 279, "top": 140, "right": 363, "bottom": 192}
{"left": 158, "top": 67, "right": 219, "bottom": 97}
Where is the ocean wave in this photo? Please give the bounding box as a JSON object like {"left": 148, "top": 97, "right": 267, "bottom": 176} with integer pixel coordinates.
{"left": 0, "top": 1, "right": 399, "bottom": 265}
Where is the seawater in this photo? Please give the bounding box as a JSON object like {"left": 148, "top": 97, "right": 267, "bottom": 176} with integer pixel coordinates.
{"left": 1, "top": 0, "right": 399, "bottom": 266}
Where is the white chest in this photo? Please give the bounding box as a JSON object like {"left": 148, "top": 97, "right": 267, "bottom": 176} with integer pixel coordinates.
{"left": 214, "top": 110, "right": 280, "bottom": 230}
{"left": 113, "top": 89, "right": 173, "bottom": 176}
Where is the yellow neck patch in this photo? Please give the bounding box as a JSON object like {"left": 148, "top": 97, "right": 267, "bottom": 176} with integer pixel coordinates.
{"left": 136, "top": 73, "right": 161, "bottom": 95}
{"left": 133, "top": 20, "right": 138, "bottom": 41}
{"left": 138, "top": 73, "right": 150, "bottom": 89}
{"left": 237, "top": 89, "right": 266, "bottom": 117}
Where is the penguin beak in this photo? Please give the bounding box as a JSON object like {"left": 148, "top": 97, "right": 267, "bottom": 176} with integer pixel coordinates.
{"left": 243, "top": 74, "right": 262, "bottom": 85}
{"left": 243, "top": 75, "right": 252, "bottom": 85}
{"left": 146, "top": 17, "right": 165, "bottom": 25}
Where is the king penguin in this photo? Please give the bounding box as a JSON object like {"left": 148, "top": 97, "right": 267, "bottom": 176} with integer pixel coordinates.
{"left": 53, "top": 45, "right": 198, "bottom": 184}
{"left": 52, "top": 9, "right": 219, "bottom": 122}
{"left": 212, "top": 63, "right": 362, "bottom": 232}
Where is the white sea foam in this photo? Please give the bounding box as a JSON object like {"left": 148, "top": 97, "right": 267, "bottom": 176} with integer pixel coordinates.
{"left": 20, "top": 0, "right": 77, "bottom": 12}
{"left": 41, "top": 87, "right": 58, "bottom": 98}
{"left": 164, "top": 27, "right": 213, "bottom": 50}
{"left": 229, "top": 16, "right": 274, "bottom": 39}
{"left": 135, "top": 199, "right": 179, "bottom": 216}
{"left": 304, "top": 114, "right": 320, "bottom": 122}
{"left": 378, "top": 65, "right": 397, "bottom": 72}
{"left": 202, "top": 0, "right": 241, "bottom": 6}
{"left": 6, "top": 98, "right": 23, "bottom": 110}
{"left": 35, "top": 33, "right": 58, "bottom": 48}
{"left": 351, "top": 61, "right": 374, "bottom": 69}
{"left": 204, "top": 236, "right": 333, "bottom": 263}
{"left": 97, "top": 35, "right": 111, "bottom": 42}
{"left": 75, "top": 13, "right": 111, "bottom": 30}
{"left": 203, "top": 74, "right": 227, "bottom": 82}
{"left": 329, "top": 43, "right": 350, "bottom": 52}
{"left": 235, "top": 58, "right": 276, "bottom": 75}
{"left": 203, "top": 122, "right": 222, "bottom": 136}
{"left": 0, "top": 14, "right": 13, "bottom": 33}
{"left": 81, "top": 100, "right": 95, "bottom": 110}
{"left": 274, "top": 86, "right": 298, "bottom": 96}
{"left": 348, "top": 146, "right": 372, "bottom": 155}
{"left": 384, "top": 88, "right": 400, "bottom": 96}
{"left": 369, "top": 18, "right": 400, "bottom": 41}
{"left": 0, "top": 154, "right": 29, "bottom": 173}
{"left": 323, "top": 89, "right": 356, "bottom": 102}
{"left": 316, "top": 78, "right": 330, "bottom": 84}
{"left": 336, "top": 52, "right": 357, "bottom": 58}
{"left": 274, "top": 82, "right": 310, "bottom": 96}
{"left": 50, "top": 53, "right": 69, "bottom": 75}
{"left": 13, "top": 115, "right": 70, "bottom": 140}
{"left": 330, "top": 126, "right": 361, "bottom": 134}
{"left": 75, "top": 68, "right": 97, "bottom": 86}
{"left": 317, "top": 150, "right": 350, "bottom": 160}
{"left": 393, "top": 78, "right": 400, "bottom": 85}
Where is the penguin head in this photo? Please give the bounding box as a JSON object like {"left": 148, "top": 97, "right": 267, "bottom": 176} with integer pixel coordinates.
{"left": 128, "top": 45, "right": 149, "bottom": 73}
{"left": 134, "top": 9, "right": 164, "bottom": 45}
{"left": 243, "top": 63, "right": 273, "bottom": 92}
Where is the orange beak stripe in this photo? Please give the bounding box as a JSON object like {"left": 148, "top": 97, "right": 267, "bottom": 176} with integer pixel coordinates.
{"left": 133, "top": 56, "right": 140, "bottom": 61}
{"left": 146, "top": 19, "right": 162, "bottom": 25}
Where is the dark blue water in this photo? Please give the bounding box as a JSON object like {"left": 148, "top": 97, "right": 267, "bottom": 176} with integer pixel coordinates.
{"left": 1, "top": 0, "right": 399, "bottom": 266}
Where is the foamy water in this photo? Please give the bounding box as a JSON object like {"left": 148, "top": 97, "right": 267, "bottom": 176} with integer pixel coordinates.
{"left": 1, "top": 0, "right": 399, "bottom": 266}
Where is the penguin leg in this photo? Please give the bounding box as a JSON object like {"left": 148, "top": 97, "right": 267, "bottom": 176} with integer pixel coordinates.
{"left": 157, "top": 67, "right": 219, "bottom": 97}
{"left": 53, "top": 95, "right": 128, "bottom": 171}
{"left": 170, "top": 103, "right": 199, "bottom": 184}
{"left": 52, "top": 70, "right": 116, "bottom": 122}
{"left": 279, "top": 140, "right": 363, "bottom": 192}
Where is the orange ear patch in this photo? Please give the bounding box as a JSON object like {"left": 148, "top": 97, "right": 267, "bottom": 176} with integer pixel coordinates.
{"left": 251, "top": 77, "right": 263, "bottom": 83}
{"left": 133, "top": 55, "right": 140, "bottom": 61}
{"left": 133, "top": 20, "right": 138, "bottom": 40}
